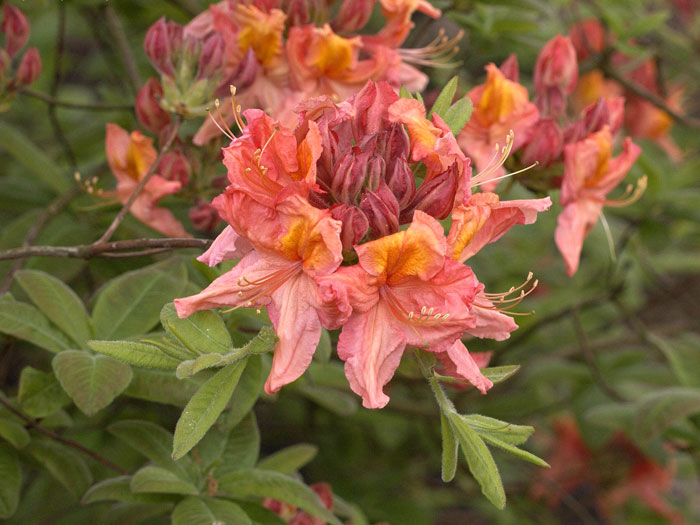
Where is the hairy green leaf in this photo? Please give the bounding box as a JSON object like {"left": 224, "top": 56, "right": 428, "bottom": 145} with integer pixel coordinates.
{"left": 161, "top": 302, "right": 232, "bottom": 355}
{"left": 257, "top": 444, "right": 318, "bottom": 474}
{"left": 18, "top": 366, "right": 71, "bottom": 418}
{"left": 173, "top": 358, "right": 248, "bottom": 460}
{"left": 130, "top": 466, "right": 199, "bottom": 495}
{"left": 481, "top": 365, "right": 520, "bottom": 384}
{"left": 214, "top": 412, "right": 260, "bottom": 478}
{"left": 0, "top": 299, "right": 72, "bottom": 353}
{"left": 479, "top": 434, "right": 549, "bottom": 467}
{"left": 92, "top": 261, "right": 188, "bottom": 339}
{"left": 0, "top": 419, "right": 29, "bottom": 449}
{"left": 0, "top": 444, "right": 20, "bottom": 518}
{"left": 88, "top": 340, "right": 181, "bottom": 370}
{"left": 633, "top": 387, "right": 700, "bottom": 442}
{"left": 440, "top": 412, "right": 458, "bottom": 482}
{"left": 462, "top": 414, "right": 534, "bottom": 445}
{"left": 443, "top": 97, "right": 473, "bottom": 135}
{"left": 430, "top": 76, "right": 459, "bottom": 120}
{"left": 82, "top": 476, "right": 176, "bottom": 504}
{"left": 172, "top": 497, "right": 251, "bottom": 525}
{"left": 218, "top": 469, "right": 341, "bottom": 525}
{"left": 123, "top": 369, "right": 202, "bottom": 407}
{"left": 26, "top": 440, "right": 92, "bottom": 499}
{"left": 52, "top": 351, "right": 132, "bottom": 416}
{"left": 15, "top": 269, "right": 92, "bottom": 347}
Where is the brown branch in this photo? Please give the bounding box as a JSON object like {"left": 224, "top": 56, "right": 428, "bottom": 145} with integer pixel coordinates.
{"left": 21, "top": 88, "right": 133, "bottom": 112}
{"left": 600, "top": 64, "right": 700, "bottom": 129}
{"left": 96, "top": 117, "right": 181, "bottom": 244}
{"left": 0, "top": 186, "right": 81, "bottom": 294}
{"left": 103, "top": 5, "right": 142, "bottom": 95}
{"left": 0, "top": 396, "right": 129, "bottom": 475}
{"left": 0, "top": 238, "right": 211, "bottom": 261}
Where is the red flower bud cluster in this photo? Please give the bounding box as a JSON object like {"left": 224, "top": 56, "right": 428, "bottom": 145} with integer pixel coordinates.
{"left": 0, "top": 3, "right": 41, "bottom": 111}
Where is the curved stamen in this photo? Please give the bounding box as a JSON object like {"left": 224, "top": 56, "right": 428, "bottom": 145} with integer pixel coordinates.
{"left": 207, "top": 100, "right": 235, "bottom": 141}
{"left": 474, "top": 273, "right": 538, "bottom": 316}
{"left": 470, "top": 130, "right": 514, "bottom": 187}
{"left": 398, "top": 29, "right": 464, "bottom": 69}
{"left": 222, "top": 261, "right": 302, "bottom": 313}
{"left": 229, "top": 85, "right": 246, "bottom": 133}
{"left": 603, "top": 175, "right": 647, "bottom": 207}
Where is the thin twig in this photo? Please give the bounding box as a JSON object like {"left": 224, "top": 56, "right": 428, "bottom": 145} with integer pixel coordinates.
{"left": 48, "top": 3, "right": 77, "bottom": 169}
{"left": 601, "top": 64, "right": 700, "bottom": 129}
{"left": 0, "top": 186, "right": 81, "bottom": 294}
{"left": 571, "top": 310, "right": 627, "bottom": 402}
{"left": 0, "top": 238, "right": 211, "bottom": 261}
{"left": 96, "top": 117, "right": 181, "bottom": 244}
{"left": 103, "top": 5, "right": 142, "bottom": 95}
{"left": 0, "top": 396, "right": 129, "bottom": 475}
{"left": 21, "top": 88, "right": 133, "bottom": 112}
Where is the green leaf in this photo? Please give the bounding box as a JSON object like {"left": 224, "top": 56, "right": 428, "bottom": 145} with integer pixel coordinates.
{"left": 82, "top": 476, "right": 176, "bottom": 504}
{"left": 448, "top": 413, "right": 506, "bottom": 509}
{"left": 585, "top": 403, "right": 634, "bottom": 430}
{"left": 314, "top": 328, "right": 332, "bottom": 363}
{"left": 398, "top": 86, "right": 413, "bottom": 99}
{"left": 294, "top": 382, "right": 358, "bottom": 416}
{"left": 0, "top": 122, "right": 70, "bottom": 193}
{"left": 440, "top": 412, "right": 458, "bottom": 482}
{"left": 257, "top": 444, "right": 318, "bottom": 474}
{"left": 108, "top": 420, "right": 197, "bottom": 482}
{"left": 633, "top": 387, "right": 700, "bottom": 442}
{"left": 333, "top": 495, "right": 369, "bottom": 525}
{"left": 0, "top": 419, "right": 29, "bottom": 449}
{"left": 481, "top": 365, "right": 520, "bottom": 384}
{"left": 654, "top": 333, "right": 700, "bottom": 388}
{"left": 461, "top": 414, "right": 534, "bottom": 445}
{"left": 15, "top": 269, "right": 92, "bottom": 347}
{"left": 214, "top": 412, "right": 260, "bottom": 478}
{"left": 161, "top": 302, "right": 232, "bottom": 355}
{"left": 225, "top": 353, "right": 264, "bottom": 429}
{"left": 237, "top": 502, "right": 287, "bottom": 525}
{"left": 218, "top": 469, "right": 341, "bottom": 525}
{"left": 92, "top": 261, "right": 188, "bottom": 339}
{"left": 0, "top": 444, "right": 21, "bottom": 518}
{"left": 88, "top": 340, "right": 181, "bottom": 370}
{"left": 176, "top": 353, "right": 224, "bottom": 379}
{"left": 130, "top": 466, "right": 199, "bottom": 495}
{"left": 124, "top": 368, "right": 202, "bottom": 407}
{"left": 172, "top": 497, "right": 251, "bottom": 525}
{"left": 26, "top": 440, "right": 92, "bottom": 499}
{"left": 479, "top": 434, "right": 549, "bottom": 467}
{"left": 142, "top": 334, "right": 198, "bottom": 360}
{"left": 443, "top": 97, "right": 473, "bottom": 135}
{"left": 52, "top": 351, "right": 133, "bottom": 417}
{"left": 0, "top": 299, "right": 72, "bottom": 353}
{"left": 430, "top": 76, "right": 459, "bottom": 120}
{"left": 173, "top": 358, "right": 248, "bottom": 460}
{"left": 18, "top": 366, "right": 71, "bottom": 418}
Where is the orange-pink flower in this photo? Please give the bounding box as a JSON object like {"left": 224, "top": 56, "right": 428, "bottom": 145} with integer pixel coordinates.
{"left": 104, "top": 124, "right": 189, "bottom": 238}
{"left": 555, "top": 127, "right": 642, "bottom": 275}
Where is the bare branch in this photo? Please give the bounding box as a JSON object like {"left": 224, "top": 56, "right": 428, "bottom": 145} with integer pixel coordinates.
{"left": 21, "top": 88, "right": 133, "bottom": 112}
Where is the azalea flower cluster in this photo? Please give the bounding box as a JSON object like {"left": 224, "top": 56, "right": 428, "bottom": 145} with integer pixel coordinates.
{"left": 0, "top": 3, "right": 41, "bottom": 112}
{"left": 457, "top": 34, "right": 645, "bottom": 276}
{"left": 137, "top": 0, "right": 457, "bottom": 145}
{"left": 533, "top": 418, "right": 682, "bottom": 524}
{"left": 174, "top": 81, "right": 551, "bottom": 409}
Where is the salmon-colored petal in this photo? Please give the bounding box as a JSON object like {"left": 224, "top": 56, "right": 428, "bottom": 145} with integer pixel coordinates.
{"left": 554, "top": 199, "right": 603, "bottom": 276}
{"left": 337, "top": 302, "right": 406, "bottom": 409}
{"left": 467, "top": 292, "right": 518, "bottom": 341}
{"left": 443, "top": 339, "right": 493, "bottom": 394}
{"left": 265, "top": 272, "right": 323, "bottom": 393}
{"left": 197, "top": 225, "right": 252, "bottom": 266}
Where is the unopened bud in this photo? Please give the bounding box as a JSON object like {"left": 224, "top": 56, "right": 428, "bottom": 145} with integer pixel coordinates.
{"left": 144, "top": 18, "right": 175, "bottom": 77}
{"left": 360, "top": 182, "right": 400, "bottom": 238}
{"left": 534, "top": 35, "right": 578, "bottom": 118}
{"left": 330, "top": 204, "right": 369, "bottom": 253}
{"left": 189, "top": 199, "right": 220, "bottom": 233}
{"left": 583, "top": 96, "right": 624, "bottom": 134}
{"left": 365, "top": 155, "right": 386, "bottom": 193}
{"left": 331, "top": 147, "right": 367, "bottom": 204}
{"left": 385, "top": 158, "right": 415, "bottom": 209}
{"left": 136, "top": 78, "right": 171, "bottom": 134}
{"left": 521, "top": 118, "right": 563, "bottom": 167}
{"left": 380, "top": 123, "right": 410, "bottom": 164}
{"left": 157, "top": 150, "right": 190, "bottom": 186}
{"left": 570, "top": 19, "right": 607, "bottom": 61}
{"left": 332, "top": 0, "right": 374, "bottom": 33}
{"left": 285, "top": 0, "right": 310, "bottom": 27}
{"left": 15, "top": 46, "right": 41, "bottom": 86}
{"left": 402, "top": 165, "right": 458, "bottom": 222}
{"left": 1, "top": 3, "right": 29, "bottom": 59}
{"left": 499, "top": 53, "right": 519, "bottom": 82}
{"left": 196, "top": 34, "right": 226, "bottom": 81}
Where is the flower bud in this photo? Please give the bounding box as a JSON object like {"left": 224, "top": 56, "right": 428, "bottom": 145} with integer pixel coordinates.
{"left": 157, "top": 150, "right": 190, "bottom": 186}
{"left": 379, "top": 123, "right": 410, "bottom": 164}
{"left": 285, "top": 0, "right": 310, "bottom": 27}
{"left": 330, "top": 203, "right": 369, "bottom": 253}
{"left": 500, "top": 53, "right": 519, "bottom": 82}
{"left": 331, "top": 147, "right": 367, "bottom": 204}
{"left": 365, "top": 155, "right": 386, "bottom": 193}
{"left": 136, "top": 78, "right": 171, "bottom": 135}
{"left": 196, "top": 34, "right": 225, "bottom": 81}
{"left": 1, "top": 3, "right": 29, "bottom": 59}
{"left": 15, "top": 46, "right": 41, "bottom": 86}
{"left": 385, "top": 158, "right": 415, "bottom": 209}
{"left": 521, "top": 118, "right": 563, "bottom": 167}
{"left": 360, "top": 181, "right": 400, "bottom": 238}
{"left": 570, "top": 19, "right": 607, "bottom": 61}
{"left": 584, "top": 97, "right": 624, "bottom": 134}
{"left": 332, "top": 0, "right": 374, "bottom": 33}
{"left": 144, "top": 18, "right": 175, "bottom": 77}
{"left": 189, "top": 199, "right": 220, "bottom": 233}
{"left": 534, "top": 35, "right": 578, "bottom": 118}
{"left": 402, "top": 165, "right": 458, "bottom": 222}
{"left": 215, "top": 47, "right": 258, "bottom": 98}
